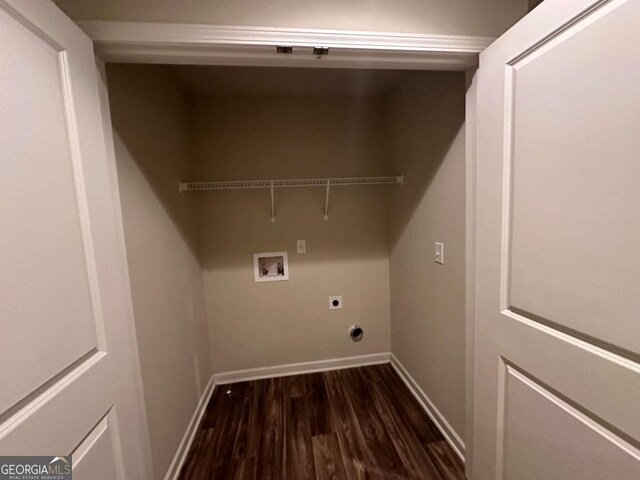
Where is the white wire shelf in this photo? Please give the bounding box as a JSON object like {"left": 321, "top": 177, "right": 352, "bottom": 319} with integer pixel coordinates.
{"left": 178, "top": 175, "right": 403, "bottom": 223}
{"left": 179, "top": 175, "right": 403, "bottom": 192}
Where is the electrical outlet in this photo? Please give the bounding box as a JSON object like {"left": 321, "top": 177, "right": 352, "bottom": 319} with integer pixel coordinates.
{"left": 297, "top": 240, "right": 306, "bottom": 254}
{"left": 329, "top": 296, "right": 342, "bottom": 310}
{"left": 435, "top": 242, "right": 444, "bottom": 264}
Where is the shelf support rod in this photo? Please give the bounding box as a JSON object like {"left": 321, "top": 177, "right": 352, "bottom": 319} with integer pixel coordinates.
{"left": 270, "top": 181, "right": 276, "bottom": 223}
{"left": 323, "top": 180, "right": 331, "bottom": 221}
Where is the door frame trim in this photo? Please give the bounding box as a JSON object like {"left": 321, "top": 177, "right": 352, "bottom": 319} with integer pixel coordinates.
{"left": 464, "top": 67, "right": 478, "bottom": 479}
{"left": 84, "top": 23, "right": 484, "bottom": 479}
{"left": 95, "top": 58, "right": 154, "bottom": 479}
{"left": 79, "top": 20, "right": 493, "bottom": 70}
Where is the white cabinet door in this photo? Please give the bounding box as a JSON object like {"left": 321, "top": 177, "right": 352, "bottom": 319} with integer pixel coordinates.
{"left": 474, "top": 0, "right": 640, "bottom": 478}
{"left": 0, "top": 1, "right": 150, "bottom": 477}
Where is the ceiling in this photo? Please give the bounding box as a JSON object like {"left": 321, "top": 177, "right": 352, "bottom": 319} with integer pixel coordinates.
{"left": 169, "top": 65, "right": 414, "bottom": 98}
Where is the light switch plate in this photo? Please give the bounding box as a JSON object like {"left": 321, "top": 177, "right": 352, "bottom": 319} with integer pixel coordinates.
{"left": 435, "top": 242, "right": 444, "bottom": 264}
{"left": 297, "top": 240, "right": 306, "bottom": 254}
{"left": 329, "top": 296, "right": 342, "bottom": 310}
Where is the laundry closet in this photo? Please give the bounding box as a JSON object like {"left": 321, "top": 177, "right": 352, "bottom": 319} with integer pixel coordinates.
{"left": 105, "top": 61, "right": 467, "bottom": 476}
{"left": 9, "top": 0, "right": 634, "bottom": 477}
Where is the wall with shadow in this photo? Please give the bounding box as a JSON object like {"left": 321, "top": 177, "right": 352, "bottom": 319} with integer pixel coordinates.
{"left": 191, "top": 96, "right": 392, "bottom": 372}
{"left": 385, "top": 71, "right": 467, "bottom": 441}
{"left": 106, "top": 64, "right": 212, "bottom": 479}
{"left": 106, "top": 65, "right": 468, "bottom": 456}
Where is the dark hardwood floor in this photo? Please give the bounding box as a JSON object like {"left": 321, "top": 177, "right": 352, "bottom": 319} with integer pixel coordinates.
{"left": 178, "top": 363, "right": 465, "bottom": 479}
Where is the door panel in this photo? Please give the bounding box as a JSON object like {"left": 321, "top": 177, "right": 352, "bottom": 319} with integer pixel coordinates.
{"left": 0, "top": 1, "right": 149, "bottom": 477}
{"left": 501, "top": 365, "right": 639, "bottom": 480}
{"left": 72, "top": 413, "right": 120, "bottom": 480}
{"left": 0, "top": 2, "right": 100, "bottom": 415}
{"left": 508, "top": 0, "right": 640, "bottom": 354}
{"left": 0, "top": 357, "right": 108, "bottom": 454}
{"left": 498, "top": 315, "right": 640, "bottom": 441}
{"left": 474, "top": 0, "right": 640, "bottom": 478}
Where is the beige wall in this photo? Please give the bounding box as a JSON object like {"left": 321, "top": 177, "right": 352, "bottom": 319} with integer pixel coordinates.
{"left": 191, "top": 96, "right": 391, "bottom": 372}
{"left": 54, "top": 0, "right": 527, "bottom": 37}
{"left": 106, "top": 64, "right": 212, "bottom": 478}
{"left": 386, "top": 71, "right": 467, "bottom": 440}
{"left": 105, "top": 63, "right": 468, "bottom": 462}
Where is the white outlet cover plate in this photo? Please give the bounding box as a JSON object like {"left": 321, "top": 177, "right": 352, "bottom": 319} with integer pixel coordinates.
{"left": 297, "top": 240, "right": 306, "bottom": 254}
{"left": 328, "top": 296, "right": 342, "bottom": 310}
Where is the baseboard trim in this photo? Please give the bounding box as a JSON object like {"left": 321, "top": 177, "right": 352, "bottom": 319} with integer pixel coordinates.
{"left": 163, "top": 375, "right": 216, "bottom": 480}
{"left": 213, "top": 352, "right": 391, "bottom": 385}
{"left": 390, "top": 353, "right": 465, "bottom": 462}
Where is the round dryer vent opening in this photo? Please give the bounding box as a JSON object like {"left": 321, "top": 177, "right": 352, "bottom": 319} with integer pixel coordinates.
{"left": 349, "top": 325, "right": 363, "bottom": 342}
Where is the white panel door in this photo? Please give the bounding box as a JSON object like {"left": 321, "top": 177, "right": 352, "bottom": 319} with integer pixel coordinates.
{"left": 0, "top": 0, "right": 149, "bottom": 477}
{"left": 474, "top": 0, "right": 640, "bottom": 479}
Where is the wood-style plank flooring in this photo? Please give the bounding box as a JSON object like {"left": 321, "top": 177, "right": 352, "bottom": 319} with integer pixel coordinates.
{"left": 178, "top": 364, "right": 465, "bottom": 479}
